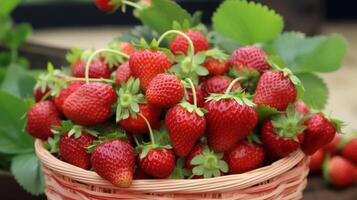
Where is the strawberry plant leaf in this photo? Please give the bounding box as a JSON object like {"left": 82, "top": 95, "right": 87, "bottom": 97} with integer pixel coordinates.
{"left": 3, "top": 23, "right": 33, "bottom": 50}
{"left": 0, "top": 0, "right": 21, "bottom": 16}
{"left": 10, "top": 153, "right": 44, "bottom": 195}
{"left": 212, "top": 0, "right": 283, "bottom": 45}
{"left": 210, "top": 32, "right": 242, "bottom": 54}
{"left": 256, "top": 105, "right": 281, "bottom": 123}
{"left": 137, "top": 0, "right": 191, "bottom": 35}
{"left": 296, "top": 73, "right": 328, "bottom": 110}
{"left": 264, "top": 32, "right": 347, "bottom": 73}
{"left": 117, "top": 26, "right": 159, "bottom": 44}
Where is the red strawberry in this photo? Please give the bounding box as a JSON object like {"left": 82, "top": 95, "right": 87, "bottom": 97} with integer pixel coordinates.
{"left": 119, "top": 104, "right": 160, "bottom": 134}
{"left": 323, "top": 156, "right": 356, "bottom": 188}
{"left": 26, "top": 101, "right": 61, "bottom": 140}
{"left": 340, "top": 133, "right": 357, "bottom": 165}
{"left": 301, "top": 113, "right": 339, "bottom": 155}
{"left": 205, "top": 90, "right": 258, "bottom": 152}
{"left": 201, "top": 75, "right": 240, "bottom": 97}
{"left": 115, "top": 62, "right": 132, "bottom": 86}
{"left": 59, "top": 131, "right": 95, "bottom": 169}
{"left": 63, "top": 83, "right": 116, "bottom": 126}
{"left": 225, "top": 141, "right": 265, "bottom": 174}
{"left": 165, "top": 103, "right": 206, "bottom": 157}
{"left": 134, "top": 167, "right": 152, "bottom": 179}
{"left": 253, "top": 70, "right": 297, "bottom": 111}
{"left": 119, "top": 42, "right": 135, "bottom": 56}
{"left": 169, "top": 30, "right": 209, "bottom": 55}
{"left": 129, "top": 49, "right": 171, "bottom": 90}
{"left": 34, "top": 87, "right": 51, "bottom": 102}
{"left": 261, "top": 106, "right": 306, "bottom": 159}
{"left": 186, "top": 85, "right": 204, "bottom": 107}
{"left": 295, "top": 101, "right": 310, "bottom": 116}
{"left": 138, "top": 148, "right": 175, "bottom": 179}
{"left": 230, "top": 46, "right": 270, "bottom": 72}
{"left": 146, "top": 74, "right": 184, "bottom": 108}
{"left": 309, "top": 149, "right": 325, "bottom": 174}
{"left": 185, "top": 144, "right": 228, "bottom": 178}
{"left": 324, "top": 135, "right": 341, "bottom": 156}
{"left": 91, "top": 140, "right": 135, "bottom": 187}
{"left": 203, "top": 58, "right": 229, "bottom": 75}
{"left": 54, "top": 81, "right": 84, "bottom": 111}
{"left": 95, "top": 0, "right": 117, "bottom": 11}
{"left": 71, "top": 59, "right": 111, "bottom": 79}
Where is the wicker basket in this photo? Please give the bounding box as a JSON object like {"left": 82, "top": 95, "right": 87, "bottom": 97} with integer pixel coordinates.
{"left": 35, "top": 139, "right": 309, "bottom": 200}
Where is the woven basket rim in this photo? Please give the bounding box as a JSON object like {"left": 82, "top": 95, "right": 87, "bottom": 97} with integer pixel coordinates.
{"left": 35, "top": 139, "right": 306, "bottom": 193}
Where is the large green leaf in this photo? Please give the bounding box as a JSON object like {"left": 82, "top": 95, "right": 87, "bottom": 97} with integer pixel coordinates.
{"left": 11, "top": 153, "right": 45, "bottom": 195}
{"left": 212, "top": 0, "right": 283, "bottom": 45}
{"left": 117, "top": 26, "right": 158, "bottom": 44}
{"left": 211, "top": 32, "right": 242, "bottom": 54}
{"left": 0, "top": 91, "right": 34, "bottom": 154}
{"left": 138, "top": 0, "right": 191, "bottom": 35}
{"left": 265, "top": 32, "right": 347, "bottom": 73}
{"left": 0, "top": 0, "right": 21, "bottom": 16}
{"left": 3, "top": 23, "right": 33, "bottom": 50}
{"left": 1, "top": 64, "right": 36, "bottom": 98}
{"left": 297, "top": 73, "right": 329, "bottom": 110}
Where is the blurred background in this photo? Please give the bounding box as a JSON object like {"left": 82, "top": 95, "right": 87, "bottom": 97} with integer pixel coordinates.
{"left": 0, "top": 0, "right": 356, "bottom": 199}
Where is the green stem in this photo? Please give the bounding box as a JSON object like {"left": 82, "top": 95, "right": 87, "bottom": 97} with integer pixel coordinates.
{"left": 133, "top": 135, "right": 140, "bottom": 146}
{"left": 185, "top": 78, "right": 197, "bottom": 107}
{"left": 68, "top": 76, "right": 115, "bottom": 84}
{"left": 187, "top": 174, "right": 195, "bottom": 179}
{"left": 10, "top": 48, "right": 18, "bottom": 64}
{"left": 137, "top": 113, "right": 155, "bottom": 145}
{"left": 40, "top": 89, "right": 52, "bottom": 102}
{"left": 225, "top": 77, "right": 244, "bottom": 95}
{"left": 123, "top": 0, "right": 143, "bottom": 10}
{"left": 85, "top": 49, "right": 129, "bottom": 83}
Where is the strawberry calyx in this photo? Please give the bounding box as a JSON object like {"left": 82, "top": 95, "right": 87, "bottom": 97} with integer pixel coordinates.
{"left": 204, "top": 48, "right": 229, "bottom": 62}
{"left": 152, "top": 125, "right": 171, "bottom": 147}
{"left": 190, "top": 146, "right": 228, "bottom": 178}
{"left": 229, "top": 67, "right": 260, "bottom": 94}
{"left": 102, "top": 41, "right": 130, "bottom": 68}
{"left": 169, "top": 157, "right": 191, "bottom": 179}
{"left": 135, "top": 38, "right": 175, "bottom": 62}
{"left": 115, "top": 78, "right": 146, "bottom": 122}
{"left": 66, "top": 48, "right": 94, "bottom": 66}
{"left": 247, "top": 131, "right": 263, "bottom": 145}
{"left": 87, "top": 131, "right": 128, "bottom": 153}
{"left": 180, "top": 78, "right": 206, "bottom": 116}
{"left": 206, "top": 88, "right": 255, "bottom": 107}
{"left": 271, "top": 104, "right": 306, "bottom": 141}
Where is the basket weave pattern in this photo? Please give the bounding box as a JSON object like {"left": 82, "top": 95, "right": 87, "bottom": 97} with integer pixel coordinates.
{"left": 35, "top": 139, "right": 309, "bottom": 200}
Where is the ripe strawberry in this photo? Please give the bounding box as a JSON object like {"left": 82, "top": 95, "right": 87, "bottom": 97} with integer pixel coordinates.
{"left": 301, "top": 113, "right": 340, "bottom": 155}
{"left": 115, "top": 62, "right": 132, "bottom": 86}
{"left": 119, "top": 42, "right": 135, "bottom": 56}
{"left": 201, "top": 75, "right": 240, "bottom": 97}
{"left": 34, "top": 87, "right": 51, "bottom": 102}
{"left": 54, "top": 81, "right": 84, "bottom": 111}
{"left": 138, "top": 148, "right": 175, "bottom": 179}
{"left": 185, "top": 144, "right": 228, "bottom": 178}
{"left": 91, "top": 140, "right": 135, "bottom": 187}
{"left": 95, "top": 0, "right": 117, "bottom": 12}
{"left": 169, "top": 30, "right": 209, "bottom": 55}
{"left": 63, "top": 83, "right": 116, "bottom": 126}
{"left": 134, "top": 167, "right": 152, "bottom": 179}
{"left": 261, "top": 106, "right": 306, "bottom": 159}
{"left": 26, "top": 101, "right": 61, "bottom": 140}
{"left": 205, "top": 90, "right": 258, "bottom": 152}
{"left": 71, "top": 59, "right": 111, "bottom": 79}
{"left": 295, "top": 101, "right": 310, "bottom": 116}
{"left": 186, "top": 85, "right": 204, "bottom": 107}
{"left": 146, "top": 74, "right": 184, "bottom": 108}
{"left": 165, "top": 103, "right": 206, "bottom": 157}
{"left": 203, "top": 58, "right": 229, "bottom": 75}
{"left": 225, "top": 141, "right": 265, "bottom": 174}
{"left": 230, "top": 46, "right": 270, "bottom": 72}
{"left": 59, "top": 131, "right": 95, "bottom": 169}
{"left": 323, "top": 156, "right": 356, "bottom": 188}
{"left": 129, "top": 49, "right": 171, "bottom": 90}
{"left": 324, "top": 135, "right": 341, "bottom": 156}
{"left": 253, "top": 70, "right": 297, "bottom": 111}
{"left": 340, "top": 133, "right": 357, "bottom": 165}
{"left": 309, "top": 149, "right": 325, "bottom": 174}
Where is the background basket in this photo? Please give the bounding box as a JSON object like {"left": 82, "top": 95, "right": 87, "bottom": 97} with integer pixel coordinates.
{"left": 35, "top": 139, "right": 309, "bottom": 200}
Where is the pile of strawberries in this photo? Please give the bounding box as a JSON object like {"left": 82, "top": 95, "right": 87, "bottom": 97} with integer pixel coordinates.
{"left": 26, "top": 29, "right": 343, "bottom": 187}
{"left": 309, "top": 133, "right": 357, "bottom": 188}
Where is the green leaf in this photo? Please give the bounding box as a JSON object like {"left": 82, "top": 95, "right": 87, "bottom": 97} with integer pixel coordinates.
{"left": 137, "top": 0, "right": 191, "bottom": 35}
{"left": 0, "top": 0, "right": 21, "bottom": 16}
{"left": 210, "top": 32, "right": 242, "bottom": 54}
{"left": 212, "top": 0, "right": 283, "bottom": 45}
{"left": 117, "top": 26, "right": 158, "bottom": 44}
{"left": 0, "top": 16, "right": 12, "bottom": 41}
{"left": 10, "top": 153, "right": 45, "bottom": 195}
{"left": 265, "top": 32, "right": 347, "bottom": 73}
{"left": 256, "top": 105, "right": 281, "bottom": 123}
{"left": 1, "top": 64, "right": 36, "bottom": 98}
{"left": 0, "top": 91, "right": 34, "bottom": 154}
{"left": 3, "top": 23, "right": 33, "bottom": 50}
{"left": 190, "top": 155, "right": 204, "bottom": 165}
{"left": 296, "top": 73, "right": 328, "bottom": 110}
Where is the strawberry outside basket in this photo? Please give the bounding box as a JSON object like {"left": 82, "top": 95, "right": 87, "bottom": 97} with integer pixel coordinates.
{"left": 35, "top": 139, "right": 309, "bottom": 200}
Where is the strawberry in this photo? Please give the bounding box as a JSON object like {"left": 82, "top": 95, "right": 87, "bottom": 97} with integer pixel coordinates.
{"left": 59, "top": 131, "right": 95, "bottom": 170}
{"left": 253, "top": 70, "right": 298, "bottom": 111}
{"left": 301, "top": 113, "right": 340, "bottom": 155}
{"left": 186, "top": 85, "right": 204, "bottom": 107}
{"left": 323, "top": 156, "right": 356, "bottom": 188}
{"left": 324, "top": 135, "right": 341, "bottom": 156}
{"left": 129, "top": 49, "right": 171, "bottom": 90}
{"left": 119, "top": 42, "right": 135, "bottom": 56}
{"left": 340, "top": 132, "right": 357, "bottom": 165}
{"left": 91, "top": 140, "right": 135, "bottom": 187}
{"left": 261, "top": 105, "right": 306, "bottom": 159}
{"left": 185, "top": 144, "right": 228, "bottom": 178}
{"left": 134, "top": 167, "right": 152, "bottom": 179}
{"left": 230, "top": 46, "right": 270, "bottom": 72}
{"left": 54, "top": 81, "right": 84, "bottom": 112}
{"left": 205, "top": 86, "right": 257, "bottom": 152}
{"left": 203, "top": 58, "right": 229, "bottom": 76}
{"left": 115, "top": 62, "right": 131, "bottom": 86}
{"left": 295, "top": 101, "right": 310, "bottom": 116}
{"left": 225, "top": 141, "right": 265, "bottom": 174}
{"left": 26, "top": 101, "right": 61, "bottom": 140}
{"left": 34, "top": 87, "right": 51, "bottom": 102}
{"left": 63, "top": 83, "right": 116, "bottom": 126}
{"left": 201, "top": 75, "right": 240, "bottom": 97}
{"left": 95, "top": 0, "right": 117, "bottom": 12}
{"left": 169, "top": 30, "right": 209, "bottom": 55}
{"left": 138, "top": 148, "right": 175, "bottom": 179}
{"left": 309, "top": 149, "right": 325, "bottom": 174}
{"left": 71, "top": 59, "right": 111, "bottom": 79}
